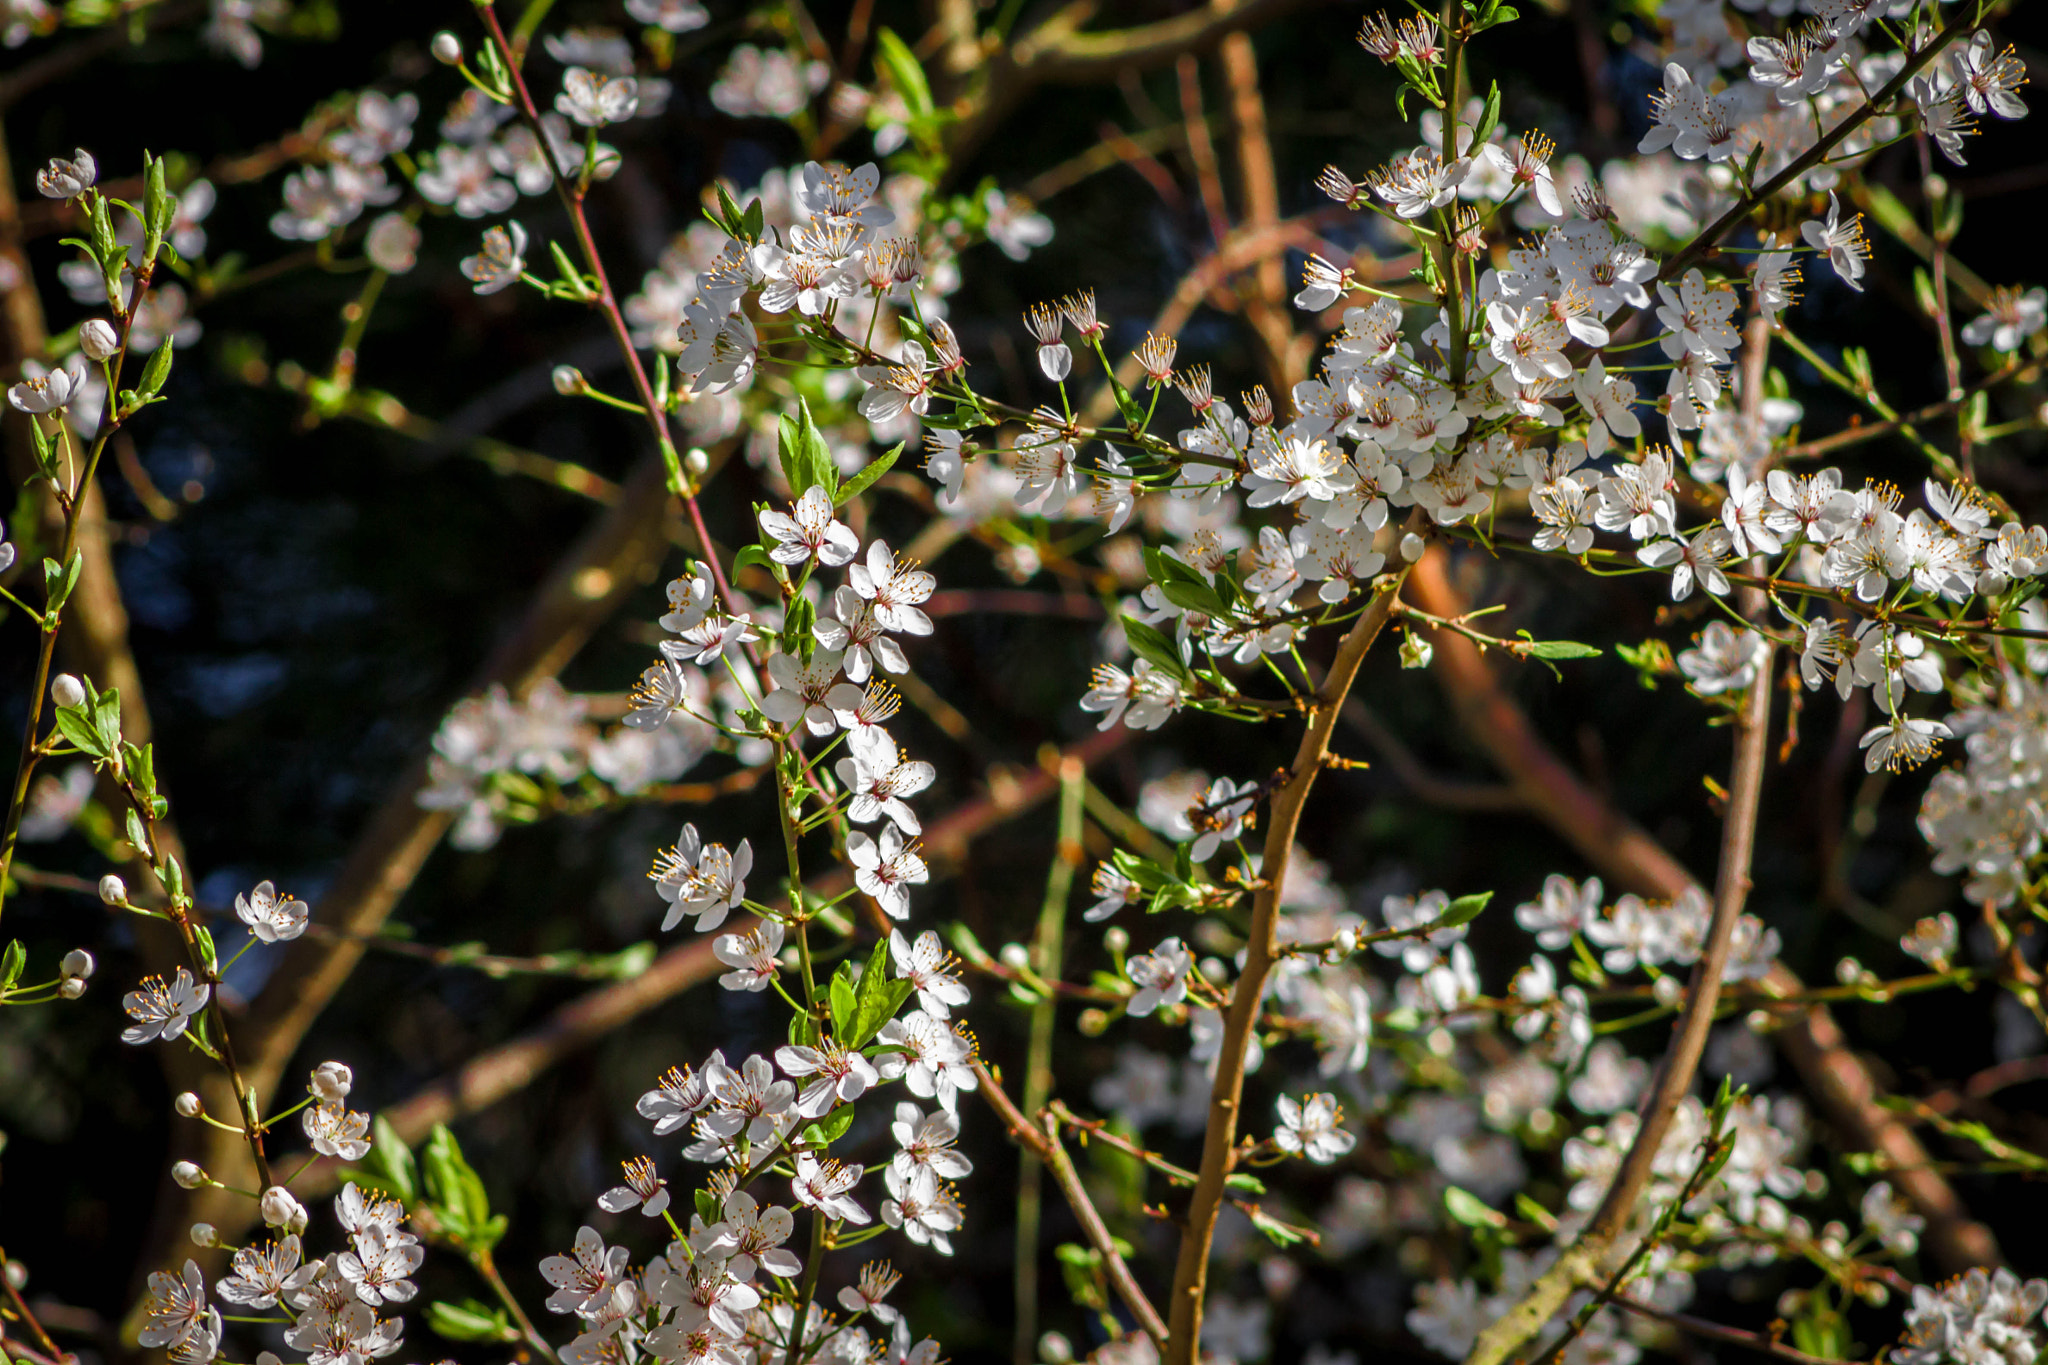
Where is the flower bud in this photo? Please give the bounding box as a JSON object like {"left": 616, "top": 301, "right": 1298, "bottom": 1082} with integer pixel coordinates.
{"left": 1040, "top": 1333, "right": 1074, "bottom": 1365}
{"left": 311, "top": 1061, "right": 353, "bottom": 1102}
{"left": 684, "top": 447, "right": 709, "bottom": 478}
{"left": 1399, "top": 531, "right": 1426, "bottom": 562}
{"left": 260, "top": 1185, "right": 308, "bottom": 1233}
{"left": 1652, "top": 974, "right": 1682, "bottom": 1006}
{"left": 79, "top": 319, "right": 119, "bottom": 362}
{"left": 171, "top": 1161, "right": 207, "bottom": 1189}
{"left": 60, "top": 948, "right": 94, "bottom": 980}
{"left": 175, "top": 1091, "right": 204, "bottom": 1117}
{"left": 58, "top": 978, "right": 85, "bottom": 999}
{"left": 431, "top": 31, "right": 463, "bottom": 64}
{"left": 189, "top": 1223, "right": 218, "bottom": 1248}
{"left": 3, "top": 1261, "right": 24, "bottom": 1291}
{"left": 1103, "top": 926, "right": 1129, "bottom": 955}
{"left": 998, "top": 942, "right": 1031, "bottom": 971}
{"left": 99, "top": 874, "right": 128, "bottom": 906}
{"left": 552, "top": 365, "right": 586, "bottom": 396}
{"left": 51, "top": 673, "right": 85, "bottom": 708}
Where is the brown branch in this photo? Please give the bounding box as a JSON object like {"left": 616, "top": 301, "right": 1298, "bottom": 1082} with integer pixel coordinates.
{"left": 1607, "top": 1295, "right": 1856, "bottom": 1365}
{"left": 1404, "top": 552, "right": 2002, "bottom": 1275}
{"left": 1466, "top": 595, "right": 1774, "bottom": 1365}
{"left": 1165, "top": 547, "right": 1415, "bottom": 1365}
{"left": 1218, "top": 32, "right": 1306, "bottom": 392}
{"left": 975, "top": 1062, "right": 1170, "bottom": 1351}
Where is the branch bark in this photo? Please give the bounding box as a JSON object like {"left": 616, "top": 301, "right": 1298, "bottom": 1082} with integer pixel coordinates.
{"left": 1464, "top": 587, "right": 1775, "bottom": 1365}
{"left": 1164, "top": 556, "right": 1413, "bottom": 1365}
{"left": 1405, "top": 552, "right": 2002, "bottom": 1275}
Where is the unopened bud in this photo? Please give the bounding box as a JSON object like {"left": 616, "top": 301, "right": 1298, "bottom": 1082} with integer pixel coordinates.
{"left": 59, "top": 978, "right": 86, "bottom": 998}
{"left": 79, "top": 319, "right": 119, "bottom": 362}
{"left": 551, "top": 365, "right": 585, "bottom": 396}
{"left": 260, "top": 1185, "right": 308, "bottom": 1233}
{"left": 60, "top": 948, "right": 94, "bottom": 980}
{"left": 1103, "top": 926, "right": 1129, "bottom": 955}
{"left": 684, "top": 447, "right": 710, "bottom": 478}
{"left": 99, "top": 874, "right": 128, "bottom": 906}
{"left": 3, "top": 1261, "right": 24, "bottom": 1291}
{"left": 1400, "top": 532, "right": 1426, "bottom": 563}
{"left": 311, "top": 1061, "right": 354, "bottom": 1102}
{"left": 999, "top": 943, "right": 1031, "bottom": 971}
{"left": 171, "top": 1161, "right": 207, "bottom": 1189}
{"left": 1652, "top": 974, "right": 1682, "bottom": 1006}
{"left": 431, "top": 31, "right": 463, "bottom": 64}
{"left": 1199, "top": 957, "right": 1228, "bottom": 982}
{"left": 189, "top": 1223, "right": 218, "bottom": 1248}
{"left": 1040, "top": 1333, "right": 1074, "bottom": 1365}
{"left": 175, "top": 1091, "right": 204, "bottom": 1117}
{"left": 51, "top": 673, "right": 85, "bottom": 708}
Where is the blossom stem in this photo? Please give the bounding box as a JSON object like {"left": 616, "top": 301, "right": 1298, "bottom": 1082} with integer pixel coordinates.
{"left": 1013, "top": 758, "right": 1085, "bottom": 1365}
{"left": 473, "top": 1246, "right": 558, "bottom": 1365}
{"left": 1660, "top": 0, "right": 1991, "bottom": 284}
{"left": 1164, "top": 531, "right": 1417, "bottom": 1365}
{"left": 470, "top": 1, "right": 749, "bottom": 636}
{"left": 779, "top": 1210, "right": 828, "bottom": 1365}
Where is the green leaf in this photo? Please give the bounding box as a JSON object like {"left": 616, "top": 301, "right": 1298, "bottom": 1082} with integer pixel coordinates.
{"left": 54, "top": 702, "right": 110, "bottom": 761}
{"left": 873, "top": 28, "right": 934, "bottom": 120}
{"left": 802, "top": 1106, "right": 858, "bottom": 1148}
{"left": 124, "top": 804, "right": 153, "bottom": 859}
{"left": 740, "top": 197, "right": 765, "bottom": 243}
{"left": 426, "top": 1300, "right": 518, "bottom": 1344}
{"left": 776, "top": 398, "right": 837, "bottom": 499}
{"left": 848, "top": 934, "right": 915, "bottom": 1046}
{"left": 834, "top": 442, "right": 902, "bottom": 507}
{"left": 732, "top": 543, "right": 779, "bottom": 581}
{"left": 1144, "top": 548, "right": 1229, "bottom": 619}
{"left": 1515, "top": 633, "right": 1601, "bottom": 660}
{"left": 0, "top": 939, "right": 25, "bottom": 992}
{"left": 42, "top": 552, "right": 83, "bottom": 618}
{"left": 363, "top": 1115, "right": 418, "bottom": 1204}
{"left": 143, "top": 154, "right": 172, "bottom": 266}
{"left": 136, "top": 338, "right": 174, "bottom": 400}
{"left": 421, "top": 1124, "right": 497, "bottom": 1247}
{"left": 1435, "top": 891, "right": 1492, "bottom": 930}
{"left": 1223, "top": 1173, "right": 1266, "bottom": 1195}
{"left": 1119, "top": 616, "right": 1189, "bottom": 681}
{"left": 828, "top": 963, "right": 859, "bottom": 1039}
{"left": 1471, "top": 81, "right": 1502, "bottom": 146}
{"left": 92, "top": 683, "right": 124, "bottom": 758}
{"left": 194, "top": 925, "right": 218, "bottom": 976}
{"left": 695, "top": 1188, "right": 721, "bottom": 1226}
{"left": 1442, "top": 1185, "right": 1508, "bottom": 1228}
{"left": 89, "top": 196, "right": 119, "bottom": 269}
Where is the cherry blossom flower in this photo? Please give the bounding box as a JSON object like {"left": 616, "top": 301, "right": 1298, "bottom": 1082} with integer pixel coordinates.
{"left": 1961, "top": 285, "right": 2046, "bottom": 352}
{"left": 541, "top": 1227, "right": 631, "bottom": 1316}
{"left": 777, "top": 1038, "right": 879, "bottom": 1117}
{"left": 1800, "top": 193, "right": 1868, "bottom": 292}
{"left": 122, "top": 967, "right": 210, "bottom": 1044}
{"left": 556, "top": 68, "right": 639, "bottom": 126}
{"left": 1275, "top": 1093, "right": 1357, "bottom": 1164}
{"left": 881, "top": 1167, "right": 962, "bottom": 1254}
{"left": 459, "top": 221, "right": 527, "bottom": 294}
{"left": 848, "top": 825, "right": 928, "bottom": 918}
{"left": 598, "top": 1155, "right": 671, "bottom": 1217}
{"left": 1126, "top": 937, "right": 1192, "bottom": 1016}
{"left": 236, "top": 879, "right": 309, "bottom": 942}
{"left": 761, "top": 486, "right": 859, "bottom": 566}
{"left": 692, "top": 1188, "right": 802, "bottom": 1281}
{"left": 890, "top": 929, "right": 969, "bottom": 1018}
{"left": 714, "top": 921, "right": 783, "bottom": 992}
{"left": 791, "top": 1154, "right": 871, "bottom": 1224}
{"left": 1949, "top": 31, "right": 2029, "bottom": 119}
{"left": 651, "top": 824, "right": 753, "bottom": 932}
